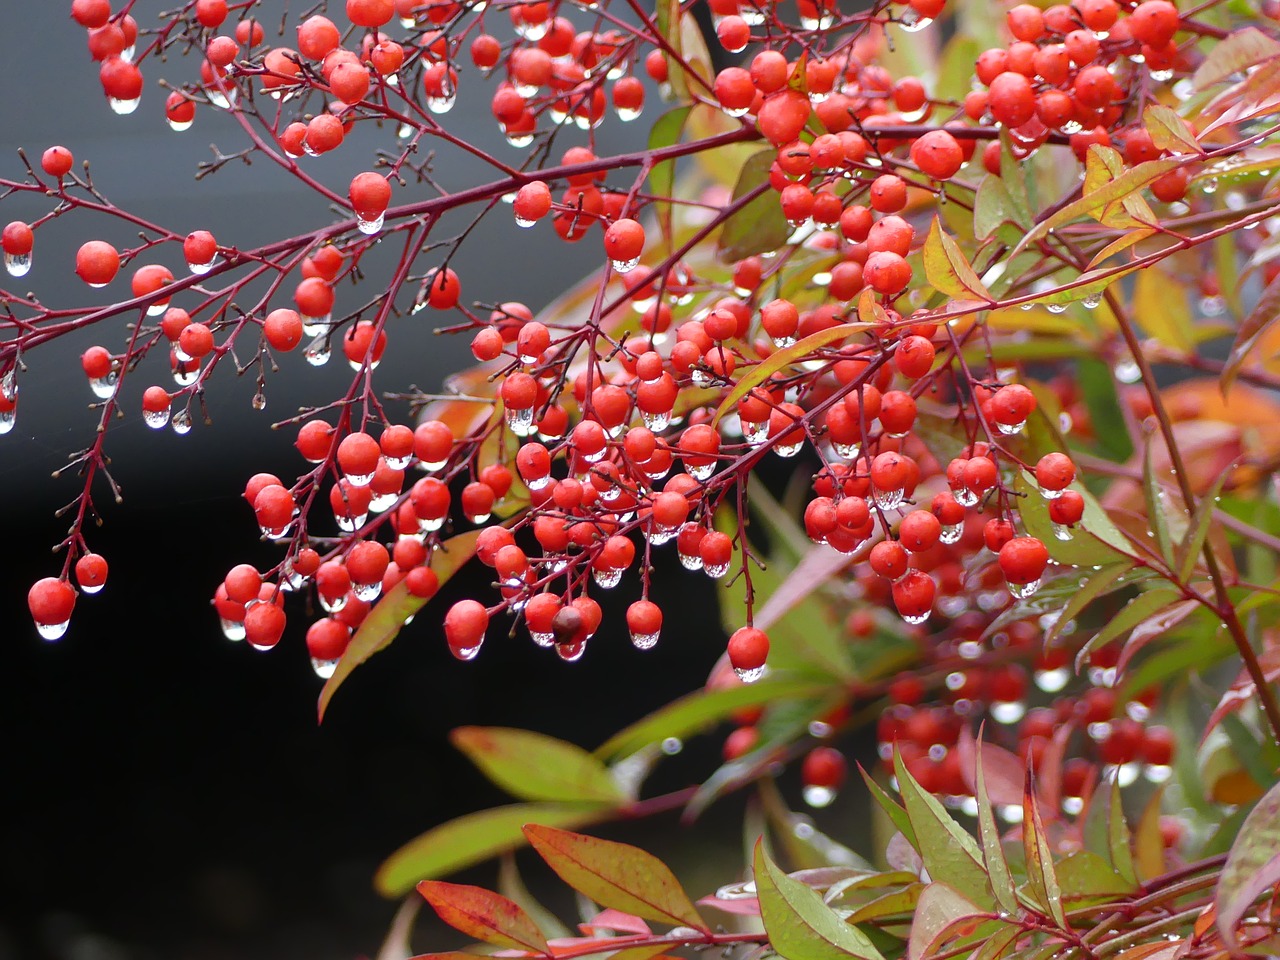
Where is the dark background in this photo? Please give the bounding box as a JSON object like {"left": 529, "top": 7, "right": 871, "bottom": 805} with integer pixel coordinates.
{"left": 0, "top": 5, "right": 822, "bottom": 960}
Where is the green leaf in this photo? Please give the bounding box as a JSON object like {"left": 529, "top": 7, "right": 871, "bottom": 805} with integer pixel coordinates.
{"left": 858, "top": 765, "right": 917, "bottom": 848}
{"left": 647, "top": 106, "right": 691, "bottom": 247}
{"left": 1133, "top": 787, "right": 1167, "bottom": 883}
{"left": 936, "top": 35, "right": 984, "bottom": 102}
{"left": 498, "top": 853, "right": 572, "bottom": 940}
{"left": 1045, "top": 562, "right": 1136, "bottom": 645}
{"left": 922, "top": 217, "right": 993, "bottom": 302}
{"left": 1193, "top": 26, "right": 1280, "bottom": 90}
{"left": 893, "top": 751, "right": 993, "bottom": 907}
{"left": 1076, "top": 357, "right": 1134, "bottom": 461}
{"left": 718, "top": 151, "right": 791, "bottom": 262}
{"left": 376, "top": 803, "right": 611, "bottom": 897}
{"left": 417, "top": 881, "right": 551, "bottom": 953}
{"left": 1144, "top": 104, "right": 1203, "bottom": 154}
{"left": 1217, "top": 778, "right": 1280, "bottom": 946}
{"left": 1022, "top": 773, "right": 1066, "bottom": 927}
{"left": 712, "top": 321, "right": 871, "bottom": 425}
{"left": 319, "top": 528, "right": 484, "bottom": 721}
{"left": 975, "top": 741, "right": 1018, "bottom": 915}
{"left": 1010, "top": 160, "right": 1182, "bottom": 261}
{"left": 451, "top": 727, "right": 627, "bottom": 804}
{"left": 754, "top": 840, "right": 885, "bottom": 960}
{"left": 974, "top": 176, "right": 1020, "bottom": 241}
{"left": 907, "top": 884, "right": 984, "bottom": 960}
{"left": 1054, "top": 852, "right": 1134, "bottom": 898}
{"left": 1073, "top": 587, "right": 1183, "bottom": 672}
{"left": 523, "top": 825, "right": 708, "bottom": 930}
{"left": 1013, "top": 471, "right": 1132, "bottom": 569}
{"left": 1080, "top": 781, "right": 1139, "bottom": 890}
{"left": 594, "top": 676, "right": 830, "bottom": 762}
{"left": 1222, "top": 271, "right": 1280, "bottom": 394}
{"left": 1143, "top": 441, "right": 1176, "bottom": 566}
{"left": 1176, "top": 472, "right": 1231, "bottom": 582}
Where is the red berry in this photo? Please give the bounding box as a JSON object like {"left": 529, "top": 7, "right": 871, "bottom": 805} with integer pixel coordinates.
{"left": 998, "top": 536, "right": 1049, "bottom": 585}
{"left": 75, "top": 240, "right": 120, "bottom": 286}
{"left": 1035, "top": 452, "right": 1076, "bottom": 492}
{"left": 727, "top": 626, "right": 770, "bottom": 678}
{"left": 29, "top": 577, "right": 77, "bottom": 630}
{"left": 245, "top": 601, "right": 286, "bottom": 649}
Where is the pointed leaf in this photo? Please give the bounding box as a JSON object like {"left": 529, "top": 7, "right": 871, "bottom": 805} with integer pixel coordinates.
{"left": 893, "top": 751, "right": 993, "bottom": 907}
{"left": 1222, "top": 271, "right": 1280, "bottom": 394}
{"left": 417, "top": 881, "right": 551, "bottom": 954}
{"left": 1135, "top": 268, "right": 1195, "bottom": 354}
{"left": 523, "top": 826, "right": 707, "bottom": 931}
{"left": 1143, "top": 440, "right": 1176, "bottom": 565}
{"left": 974, "top": 738, "right": 1019, "bottom": 915}
{"left": 718, "top": 151, "right": 790, "bottom": 262}
{"left": 908, "top": 884, "right": 985, "bottom": 960}
{"left": 452, "top": 728, "right": 627, "bottom": 805}
{"left": 1217, "top": 778, "right": 1280, "bottom": 946}
{"left": 1193, "top": 27, "right": 1280, "bottom": 89}
{"left": 1087, "top": 228, "right": 1158, "bottom": 270}
{"left": 923, "top": 217, "right": 993, "bottom": 302}
{"left": 499, "top": 853, "right": 572, "bottom": 940}
{"left": 753, "top": 840, "right": 885, "bottom": 960}
{"left": 1134, "top": 787, "right": 1167, "bottom": 883}
{"left": 858, "top": 765, "right": 917, "bottom": 848}
{"left": 648, "top": 106, "right": 692, "bottom": 246}
{"left": 319, "top": 529, "right": 484, "bottom": 721}
{"left": 974, "top": 175, "right": 1021, "bottom": 240}
{"left": 1022, "top": 771, "right": 1066, "bottom": 927}
{"left": 1074, "top": 588, "right": 1183, "bottom": 672}
{"left": 1144, "top": 104, "right": 1203, "bottom": 154}
{"left": 377, "top": 803, "right": 611, "bottom": 897}
{"left": 1177, "top": 472, "right": 1232, "bottom": 582}
{"left": 712, "top": 322, "right": 872, "bottom": 424}
{"left": 1115, "top": 599, "right": 1202, "bottom": 676}
{"left": 1106, "top": 779, "right": 1138, "bottom": 887}
{"left": 1046, "top": 562, "right": 1136, "bottom": 645}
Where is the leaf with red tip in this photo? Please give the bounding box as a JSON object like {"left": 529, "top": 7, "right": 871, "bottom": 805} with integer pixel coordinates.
{"left": 907, "top": 884, "right": 984, "bottom": 960}
{"left": 1143, "top": 104, "right": 1202, "bottom": 155}
{"left": 1022, "top": 769, "right": 1066, "bottom": 927}
{"left": 417, "top": 881, "right": 551, "bottom": 954}
{"left": 1222, "top": 272, "right": 1280, "bottom": 394}
{"left": 579, "top": 909, "right": 652, "bottom": 936}
{"left": 970, "top": 732, "right": 1018, "bottom": 917}
{"left": 1193, "top": 27, "right": 1280, "bottom": 90}
{"left": 923, "top": 216, "right": 993, "bottom": 302}
{"left": 318, "top": 528, "right": 484, "bottom": 721}
{"left": 1217, "top": 778, "right": 1280, "bottom": 948}
{"left": 522, "top": 825, "right": 707, "bottom": 931}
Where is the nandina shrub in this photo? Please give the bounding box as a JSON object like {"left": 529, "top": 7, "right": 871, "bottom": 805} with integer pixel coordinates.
{"left": 5, "top": 0, "right": 1280, "bottom": 956}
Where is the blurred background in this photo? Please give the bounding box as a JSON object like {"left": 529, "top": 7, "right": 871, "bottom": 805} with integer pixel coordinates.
{"left": 0, "top": 5, "right": 858, "bottom": 959}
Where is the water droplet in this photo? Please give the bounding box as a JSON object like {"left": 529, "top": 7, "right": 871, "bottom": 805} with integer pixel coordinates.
{"left": 990, "top": 700, "right": 1026, "bottom": 724}
{"left": 336, "top": 512, "right": 367, "bottom": 533}
{"left": 661, "top": 736, "right": 683, "bottom": 754}
{"left": 220, "top": 617, "right": 246, "bottom": 641}
{"left": 641, "top": 409, "right": 671, "bottom": 432}
{"left": 35, "top": 619, "right": 71, "bottom": 641}
{"left": 803, "top": 784, "right": 837, "bottom": 808}
{"left": 1007, "top": 578, "right": 1040, "bottom": 599}
{"left": 686, "top": 461, "right": 716, "bottom": 482}
{"left": 370, "top": 491, "right": 398, "bottom": 513}
{"left": 630, "top": 630, "right": 659, "bottom": 650}
{"left": 1053, "top": 522, "right": 1074, "bottom": 541}
{"left": 773, "top": 441, "right": 803, "bottom": 459}
{"left": 592, "top": 566, "right": 623, "bottom": 589}
{"left": 704, "top": 561, "right": 730, "bottom": 579}
{"left": 504, "top": 406, "right": 536, "bottom": 436}
{"left": 251, "top": 392, "right": 267, "bottom": 411}
{"left": 616, "top": 105, "right": 642, "bottom": 122}
{"left": 427, "top": 92, "right": 457, "bottom": 114}
{"left": 998, "top": 804, "right": 1024, "bottom": 824}
{"left": 311, "top": 657, "right": 339, "bottom": 679}
{"left": 167, "top": 117, "right": 194, "bottom": 132}
{"left": 808, "top": 720, "right": 834, "bottom": 738}
{"left": 1144, "top": 763, "right": 1172, "bottom": 784}
{"left": 303, "top": 337, "right": 331, "bottom": 367}
{"left": 356, "top": 212, "right": 385, "bottom": 235}
{"left": 452, "top": 642, "right": 483, "bottom": 661}
{"left": 109, "top": 96, "right": 141, "bottom": 115}
{"left": 898, "top": 8, "right": 933, "bottom": 30}
{"left": 353, "top": 581, "right": 382, "bottom": 602}
{"left": 5, "top": 251, "right": 31, "bottom": 277}
{"left": 89, "top": 373, "right": 117, "bottom": 400}
{"left": 611, "top": 256, "right": 641, "bottom": 275}
{"left": 556, "top": 640, "right": 586, "bottom": 661}
{"left": 467, "top": 511, "right": 491, "bottom": 525}
{"left": 144, "top": 408, "right": 171, "bottom": 429}
{"left": 901, "top": 611, "right": 932, "bottom": 625}
{"left": 715, "top": 880, "right": 757, "bottom": 900}
{"left": 1202, "top": 177, "right": 1219, "bottom": 194}
{"left": 1199, "top": 295, "right": 1226, "bottom": 316}
{"left": 996, "top": 418, "right": 1026, "bottom": 436}
{"left": 939, "top": 522, "right": 964, "bottom": 545}
{"left": 1148, "top": 67, "right": 1174, "bottom": 81}
{"left": 171, "top": 411, "right": 192, "bottom": 435}
{"left": 873, "top": 487, "right": 905, "bottom": 510}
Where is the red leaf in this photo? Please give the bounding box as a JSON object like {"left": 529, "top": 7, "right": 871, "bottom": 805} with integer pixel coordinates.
{"left": 956, "top": 727, "right": 1024, "bottom": 807}
{"left": 418, "top": 881, "right": 551, "bottom": 954}
{"left": 579, "top": 909, "right": 652, "bottom": 936}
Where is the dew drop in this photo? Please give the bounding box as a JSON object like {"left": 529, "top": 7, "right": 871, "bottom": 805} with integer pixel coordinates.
{"left": 1007, "top": 578, "right": 1040, "bottom": 599}
{"left": 89, "top": 373, "right": 118, "bottom": 400}
{"left": 611, "top": 256, "right": 641, "bottom": 274}
{"left": 144, "top": 408, "right": 171, "bottom": 429}
{"left": 356, "top": 212, "right": 385, "bottom": 235}
{"left": 220, "top": 617, "right": 246, "bottom": 641}
{"left": 803, "top": 784, "right": 837, "bottom": 808}
{"left": 504, "top": 406, "right": 536, "bottom": 436}
{"left": 661, "top": 736, "right": 683, "bottom": 754}
{"left": 901, "top": 610, "right": 932, "bottom": 625}
{"left": 171, "top": 411, "right": 192, "bottom": 435}
{"left": 353, "top": 581, "right": 382, "bottom": 602}
{"left": 774, "top": 441, "right": 804, "bottom": 459}
{"left": 991, "top": 700, "right": 1026, "bottom": 724}
{"left": 303, "top": 338, "right": 331, "bottom": 367}
{"left": 452, "top": 642, "right": 483, "bottom": 661}
{"left": 167, "top": 117, "right": 194, "bottom": 132}
{"left": 873, "top": 487, "right": 905, "bottom": 510}
{"left": 630, "top": 630, "right": 660, "bottom": 650}
{"left": 311, "top": 657, "right": 339, "bottom": 679}
{"left": 704, "top": 561, "right": 730, "bottom": 579}
{"left": 35, "top": 619, "right": 70, "bottom": 641}
{"left": 735, "top": 665, "right": 766, "bottom": 683}
{"left": 5, "top": 251, "right": 31, "bottom": 277}
{"left": 641, "top": 410, "right": 671, "bottom": 431}
{"left": 109, "top": 96, "right": 141, "bottom": 115}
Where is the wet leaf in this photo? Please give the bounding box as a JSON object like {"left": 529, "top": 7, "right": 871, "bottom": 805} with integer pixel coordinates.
{"left": 451, "top": 727, "right": 627, "bottom": 805}
{"left": 754, "top": 840, "right": 885, "bottom": 960}
{"left": 973, "top": 736, "right": 1019, "bottom": 915}
{"left": 1144, "top": 104, "right": 1202, "bottom": 154}
{"left": 523, "top": 825, "right": 708, "bottom": 930}
{"left": 893, "top": 751, "right": 993, "bottom": 907}
{"left": 1074, "top": 587, "right": 1183, "bottom": 672}
{"left": 1222, "top": 271, "right": 1280, "bottom": 394}
{"left": 1081, "top": 780, "right": 1138, "bottom": 889}
{"left": 1086, "top": 228, "right": 1158, "bottom": 270}
{"left": 1045, "top": 562, "right": 1137, "bottom": 645}
{"left": 923, "top": 217, "right": 993, "bottom": 302}
{"left": 1014, "top": 470, "right": 1133, "bottom": 568}
{"left": 1076, "top": 357, "right": 1134, "bottom": 461}
{"left": 1217, "top": 778, "right": 1280, "bottom": 946}
{"left": 647, "top": 106, "right": 691, "bottom": 247}
{"left": 1022, "top": 772, "right": 1066, "bottom": 927}
{"left": 319, "top": 528, "right": 484, "bottom": 722}
{"left": 376, "top": 803, "right": 611, "bottom": 897}
{"left": 417, "top": 881, "right": 551, "bottom": 953}
{"left": 712, "top": 321, "right": 871, "bottom": 424}
{"left": 1135, "top": 266, "right": 1195, "bottom": 354}
{"left": 858, "top": 765, "right": 917, "bottom": 848}
{"left": 1143, "top": 440, "right": 1177, "bottom": 565}
{"left": 1115, "top": 599, "right": 1202, "bottom": 676}
{"left": 1193, "top": 27, "right": 1280, "bottom": 89}
{"left": 1134, "top": 787, "right": 1167, "bottom": 883}
{"left": 719, "top": 151, "right": 791, "bottom": 262}
{"left": 908, "top": 884, "right": 985, "bottom": 960}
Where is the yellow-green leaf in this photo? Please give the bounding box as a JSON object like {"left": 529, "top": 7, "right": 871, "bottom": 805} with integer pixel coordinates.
{"left": 452, "top": 727, "right": 628, "bottom": 804}
{"left": 923, "top": 217, "right": 993, "bottom": 302}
